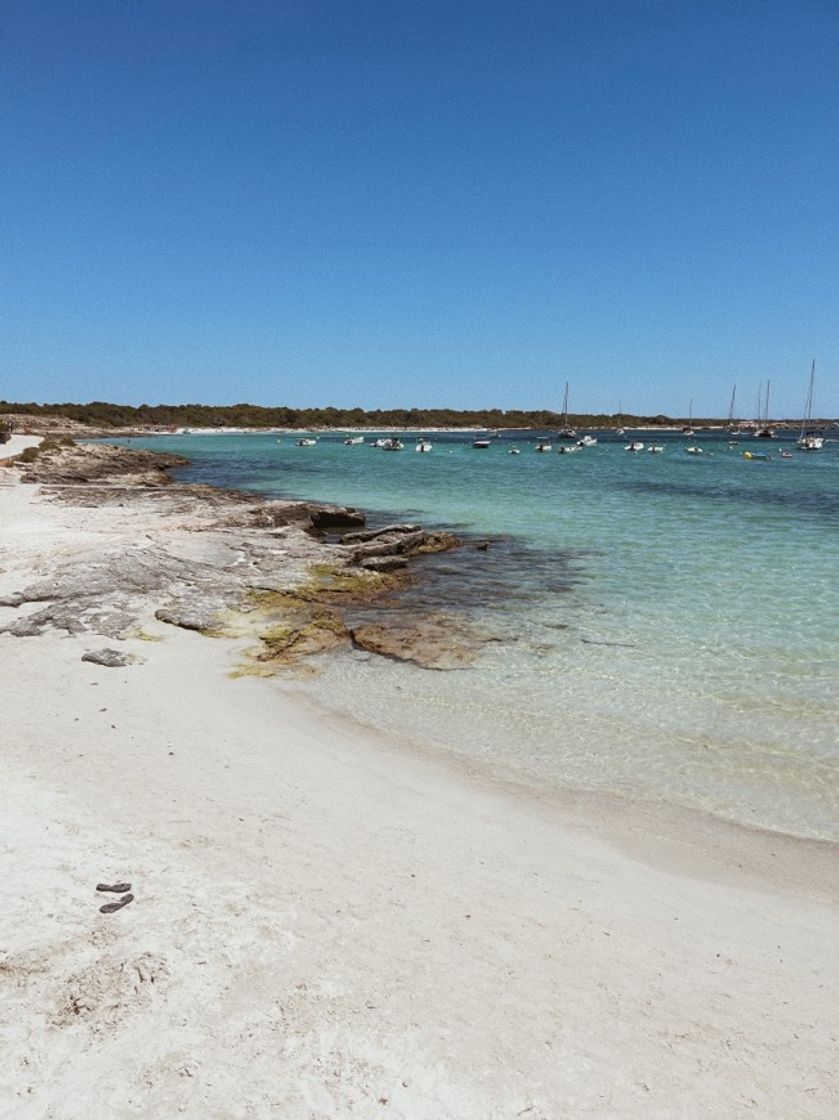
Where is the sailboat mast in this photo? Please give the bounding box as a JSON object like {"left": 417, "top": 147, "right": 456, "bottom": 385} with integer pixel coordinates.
{"left": 800, "top": 360, "right": 816, "bottom": 438}
{"left": 728, "top": 384, "right": 736, "bottom": 424}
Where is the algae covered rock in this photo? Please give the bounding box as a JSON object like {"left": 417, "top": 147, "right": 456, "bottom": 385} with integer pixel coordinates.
{"left": 350, "top": 621, "right": 477, "bottom": 671}
{"left": 254, "top": 609, "right": 349, "bottom": 663}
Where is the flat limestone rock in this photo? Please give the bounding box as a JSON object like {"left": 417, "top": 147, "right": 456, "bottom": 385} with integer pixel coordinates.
{"left": 17, "top": 442, "right": 187, "bottom": 487}
{"left": 81, "top": 648, "right": 141, "bottom": 668}
{"left": 154, "top": 603, "right": 226, "bottom": 633}
{"left": 2, "top": 441, "right": 467, "bottom": 665}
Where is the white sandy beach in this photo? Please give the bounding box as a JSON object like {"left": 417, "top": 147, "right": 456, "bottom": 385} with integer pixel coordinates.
{"left": 1, "top": 471, "right": 838, "bottom": 1119}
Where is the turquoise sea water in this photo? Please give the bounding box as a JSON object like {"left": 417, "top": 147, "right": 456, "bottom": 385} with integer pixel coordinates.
{"left": 123, "top": 429, "right": 839, "bottom": 839}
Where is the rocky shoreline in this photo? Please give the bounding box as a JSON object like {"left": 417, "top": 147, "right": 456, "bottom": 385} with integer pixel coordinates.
{"left": 1, "top": 439, "right": 489, "bottom": 671}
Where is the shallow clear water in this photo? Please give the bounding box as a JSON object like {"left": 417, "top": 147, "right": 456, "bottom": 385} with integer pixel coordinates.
{"left": 121, "top": 429, "right": 839, "bottom": 839}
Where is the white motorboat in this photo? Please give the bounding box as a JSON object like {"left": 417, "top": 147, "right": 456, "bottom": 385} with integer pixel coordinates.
{"left": 296, "top": 437, "right": 317, "bottom": 446}
{"left": 625, "top": 441, "right": 644, "bottom": 452}
{"left": 508, "top": 447, "right": 521, "bottom": 455}
{"left": 685, "top": 446, "right": 703, "bottom": 455}
{"left": 535, "top": 440, "right": 552, "bottom": 452}
{"left": 472, "top": 438, "right": 491, "bottom": 449}
{"left": 647, "top": 445, "right": 664, "bottom": 454}
{"left": 576, "top": 435, "right": 597, "bottom": 447}
{"left": 557, "top": 444, "right": 581, "bottom": 454}
{"left": 381, "top": 438, "right": 404, "bottom": 451}
{"left": 415, "top": 439, "right": 433, "bottom": 453}
{"left": 344, "top": 435, "right": 365, "bottom": 445}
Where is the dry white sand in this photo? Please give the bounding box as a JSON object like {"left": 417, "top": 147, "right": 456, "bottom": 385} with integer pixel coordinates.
{"left": 1, "top": 475, "right": 837, "bottom": 1119}
{"left": 0, "top": 434, "right": 42, "bottom": 462}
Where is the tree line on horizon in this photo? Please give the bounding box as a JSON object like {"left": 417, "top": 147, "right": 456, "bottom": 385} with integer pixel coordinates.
{"left": 1, "top": 399, "right": 729, "bottom": 429}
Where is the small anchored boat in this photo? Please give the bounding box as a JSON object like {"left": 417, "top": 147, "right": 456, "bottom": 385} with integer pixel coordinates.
{"left": 625, "top": 441, "right": 645, "bottom": 452}
{"left": 415, "top": 438, "right": 433, "bottom": 453}
{"left": 296, "top": 437, "right": 317, "bottom": 446}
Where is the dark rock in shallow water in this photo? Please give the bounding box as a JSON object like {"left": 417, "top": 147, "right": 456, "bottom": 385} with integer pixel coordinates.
{"left": 81, "top": 648, "right": 139, "bottom": 668}
{"left": 357, "top": 555, "right": 410, "bottom": 572}
{"left": 350, "top": 530, "right": 426, "bottom": 564}
{"left": 349, "top": 529, "right": 459, "bottom": 567}
{"left": 309, "top": 506, "right": 366, "bottom": 530}
{"left": 341, "top": 524, "right": 421, "bottom": 544}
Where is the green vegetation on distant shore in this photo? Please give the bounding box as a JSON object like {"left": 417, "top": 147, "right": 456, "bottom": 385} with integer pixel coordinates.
{"left": 1, "top": 400, "right": 707, "bottom": 429}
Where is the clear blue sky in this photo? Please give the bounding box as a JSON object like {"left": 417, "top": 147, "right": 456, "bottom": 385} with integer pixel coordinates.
{"left": 2, "top": 0, "right": 837, "bottom": 416}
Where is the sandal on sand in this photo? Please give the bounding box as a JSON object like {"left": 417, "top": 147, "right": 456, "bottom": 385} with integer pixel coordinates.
{"left": 99, "top": 893, "right": 134, "bottom": 914}
{"left": 96, "top": 882, "right": 132, "bottom": 893}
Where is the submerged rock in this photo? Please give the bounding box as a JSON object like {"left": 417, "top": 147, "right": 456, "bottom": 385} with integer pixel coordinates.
{"left": 350, "top": 621, "right": 478, "bottom": 671}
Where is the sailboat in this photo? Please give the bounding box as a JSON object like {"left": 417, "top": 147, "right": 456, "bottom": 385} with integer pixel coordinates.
{"left": 727, "top": 384, "right": 742, "bottom": 435}
{"left": 756, "top": 380, "right": 775, "bottom": 438}
{"left": 797, "top": 361, "right": 824, "bottom": 450}
{"left": 682, "top": 399, "right": 695, "bottom": 435}
{"left": 616, "top": 400, "right": 625, "bottom": 437}
{"left": 556, "top": 383, "right": 576, "bottom": 439}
